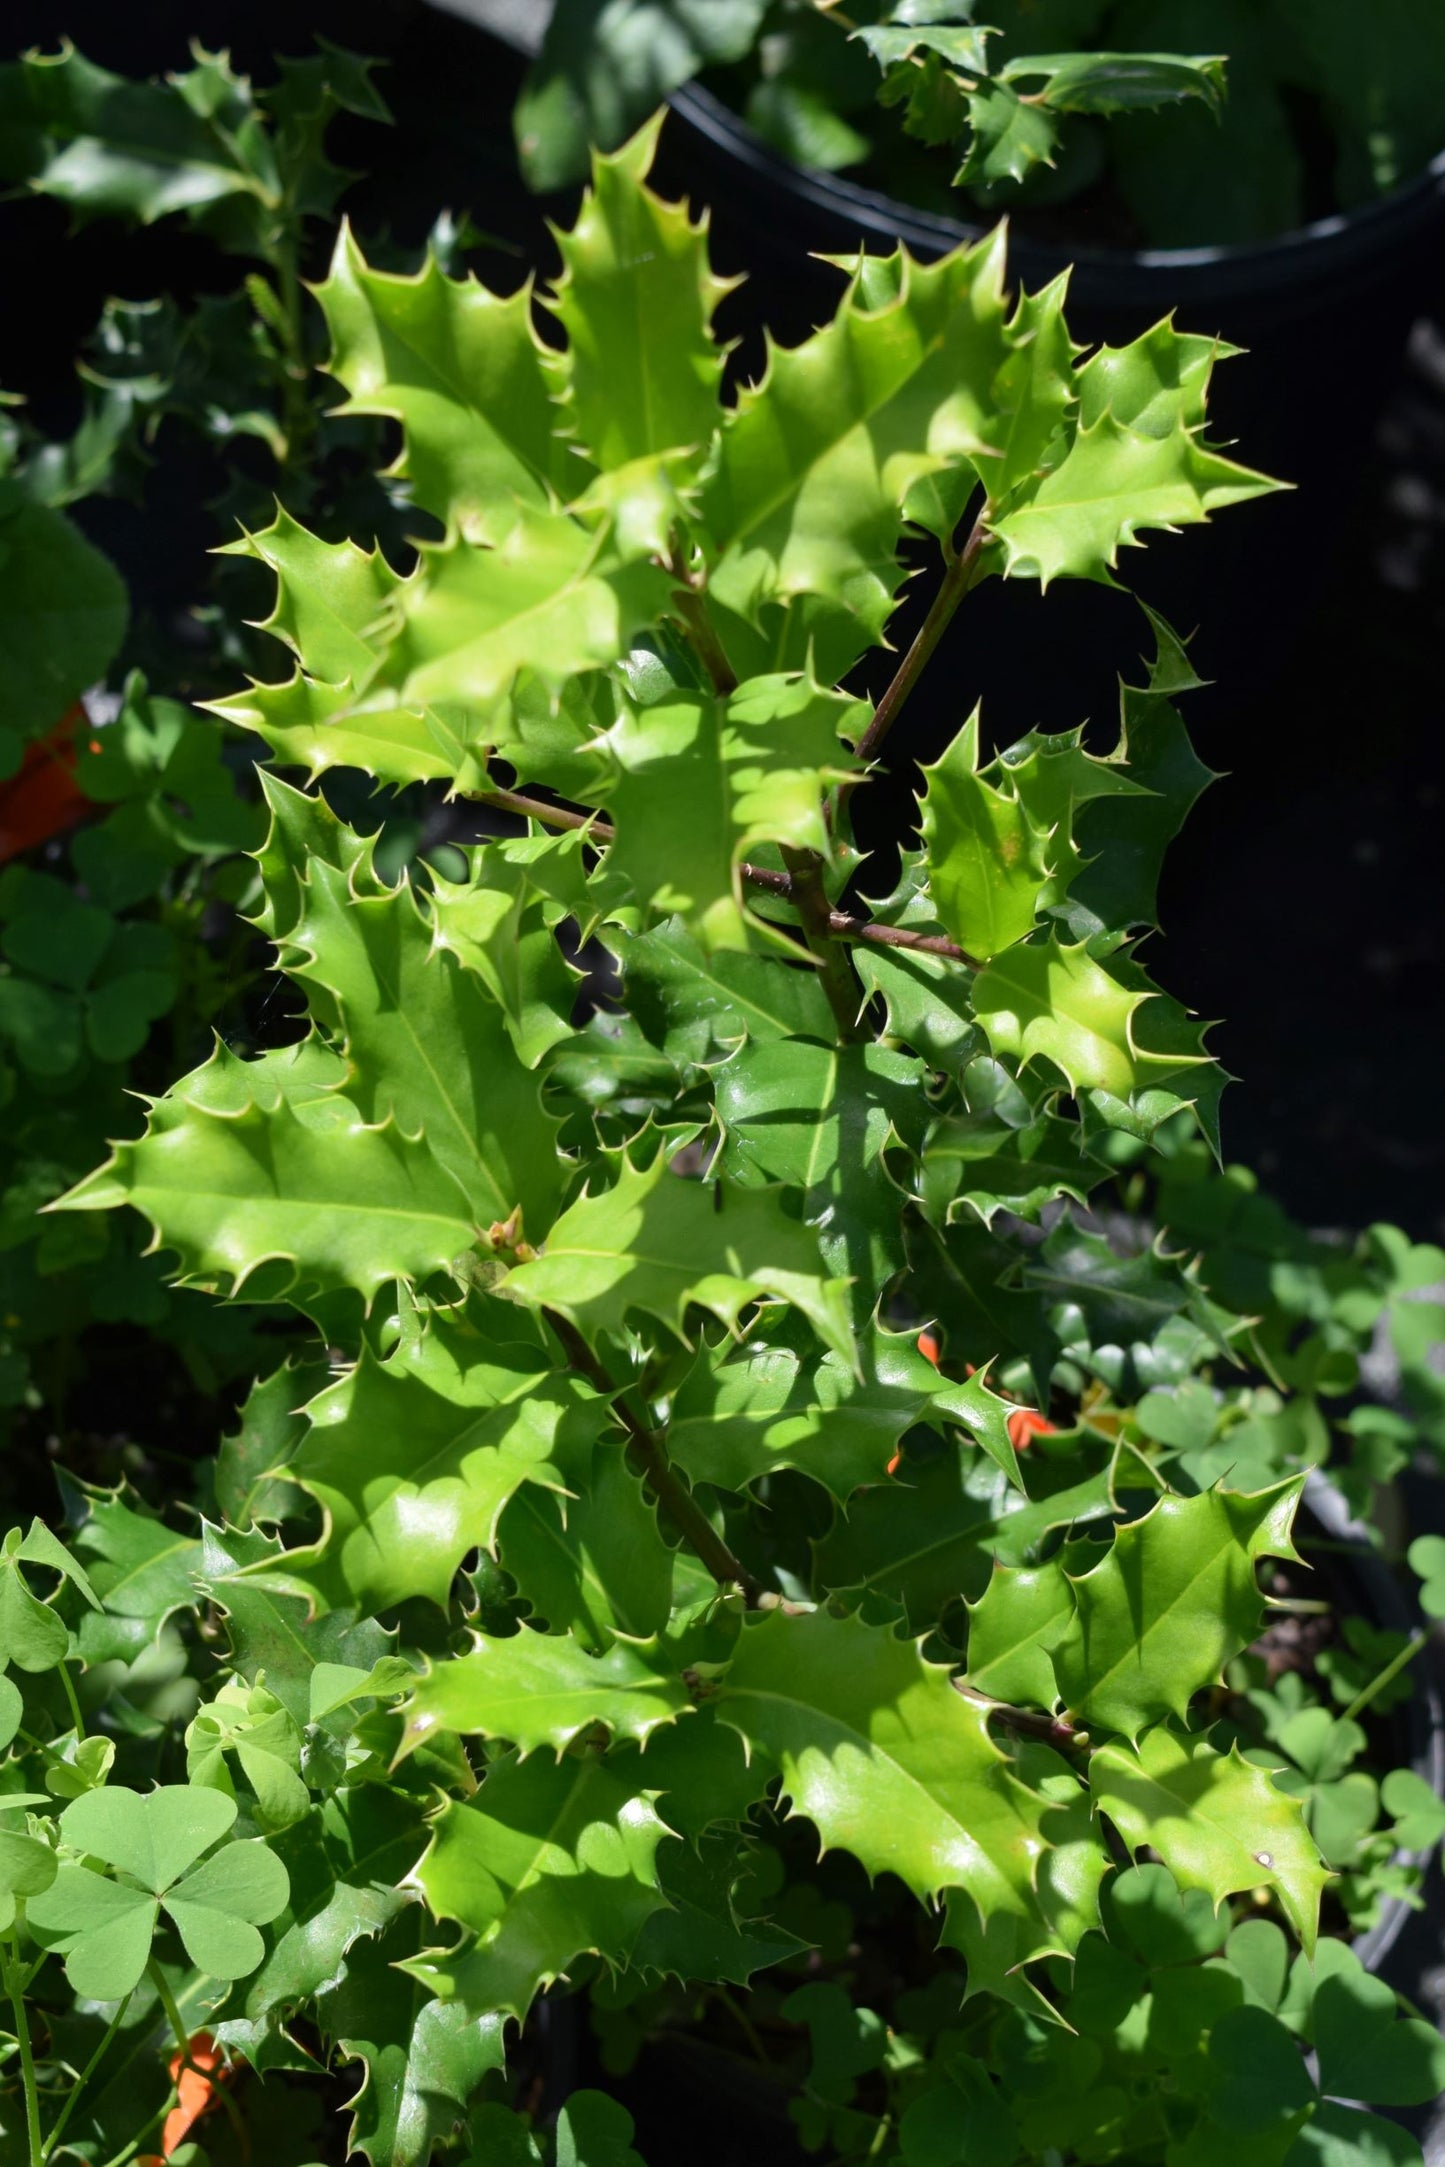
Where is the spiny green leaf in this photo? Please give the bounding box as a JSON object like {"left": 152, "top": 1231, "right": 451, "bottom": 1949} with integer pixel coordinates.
{"left": 629, "top": 1828, "right": 805, "bottom": 1986}
{"left": 66, "top": 1483, "right": 202, "bottom": 1663}
{"left": 288, "top": 850, "right": 566, "bottom": 1237}
{"left": 988, "top": 409, "right": 1276, "bottom": 588}
{"left": 921, "top": 707, "right": 1051, "bottom": 960}
{"left": 0, "top": 44, "right": 273, "bottom": 224}
{"left": 317, "top": 1908, "right": 506, "bottom": 2167}
{"left": 716, "top": 1606, "right": 1068, "bottom": 1927}
{"left": 59, "top": 1041, "right": 481, "bottom": 1306}
{"left": 716, "top": 1033, "right": 925, "bottom": 1324}
{"left": 1091, "top": 1724, "right": 1328, "bottom": 1954}
{"left": 666, "top": 1322, "right": 939, "bottom": 1499}
{"left": 592, "top": 677, "right": 859, "bottom": 951}
{"left": 971, "top": 933, "right": 1215, "bottom": 1112}
{"left": 812, "top": 1447, "right": 1013, "bottom": 1627}
{"left": 618, "top": 916, "right": 835, "bottom": 1066}
{"left": 374, "top": 502, "right": 671, "bottom": 733}
{"left": 955, "top": 77, "right": 1062, "bottom": 186}
{"left": 428, "top": 829, "right": 588, "bottom": 1069}
{"left": 1052, "top": 1480, "right": 1303, "bottom": 1739}
{"left": 547, "top": 117, "right": 727, "bottom": 479}
{"left": 316, "top": 221, "right": 566, "bottom": 535}
{"left": 704, "top": 231, "right": 1013, "bottom": 646}
{"left": 408, "top": 1748, "right": 671, "bottom": 2020}
{"left": 964, "top": 1559, "right": 1075, "bottom": 1708}
{"left": 240, "top": 1787, "right": 427, "bottom": 2023}
{"left": 285, "top": 1305, "right": 586, "bottom": 1612}
{"left": 502, "top": 1150, "right": 854, "bottom": 1366}
{"left": 210, "top": 671, "right": 453, "bottom": 792}
{"left": 222, "top": 507, "right": 404, "bottom": 685}
{"left": 404, "top": 1632, "right": 692, "bottom": 1758}
{"left": 497, "top": 1430, "right": 680, "bottom": 1651}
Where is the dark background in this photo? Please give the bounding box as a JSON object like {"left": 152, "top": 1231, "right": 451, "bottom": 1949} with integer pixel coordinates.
{"left": 4, "top": 0, "right": 1442, "bottom": 1240}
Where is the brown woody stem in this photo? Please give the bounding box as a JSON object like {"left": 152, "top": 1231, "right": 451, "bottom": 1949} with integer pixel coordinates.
{"left": 466, "top": 788, "right": 976, "bottom": 964}
{"left": 849, "top": 515, "right": 991, "bottom": 779}
{"left": 780, "top": 845, "right": 866, "bottom": 1042}
{"left": 542, "top": 1309, "right": 761, "bottom": 1605}
{"left": 954, "top": 1680, "right": 1086, "bottom": 1754}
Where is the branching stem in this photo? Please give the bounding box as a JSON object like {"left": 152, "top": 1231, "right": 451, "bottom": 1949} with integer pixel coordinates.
{"left": 849, "top": 515, "right": 991, "bottom": 780}
{"left": 465, "top": 787, "right": 977, "bottom": 962}
{"left": 542, "top": 1310, "right": 762, "bottom": 1605}
{"left": 780, "top": 846, "right": 866, "bottom": 1043}
{"left": 954, "top": 1681, "right": 1086, "bottom": 1754}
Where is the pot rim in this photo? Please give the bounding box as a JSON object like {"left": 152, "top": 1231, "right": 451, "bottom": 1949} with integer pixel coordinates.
{"left": 669, "top": 79, "right": 1445, "bottom": 303}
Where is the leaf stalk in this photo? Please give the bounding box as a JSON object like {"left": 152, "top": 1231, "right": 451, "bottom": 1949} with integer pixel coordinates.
{"left": 466, "top": 788, "right": 977, "bottom": 961}
{"left": 4, "top": 1937, "right": 43, "bottom": 2167}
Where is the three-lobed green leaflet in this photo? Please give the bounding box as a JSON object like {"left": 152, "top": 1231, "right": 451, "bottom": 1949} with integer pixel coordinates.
{"left": 2, "top": 109, "right": 1439, "bottom": 2167}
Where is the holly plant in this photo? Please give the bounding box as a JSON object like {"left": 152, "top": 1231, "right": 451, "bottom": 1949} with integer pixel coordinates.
{"left": 2, "top": 116, "right": 1441, "bottom": 2167}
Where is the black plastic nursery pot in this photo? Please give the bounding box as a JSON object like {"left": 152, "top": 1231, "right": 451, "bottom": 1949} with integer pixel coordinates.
{"left": 643, "top": 80, "right": 1445, "bottom": 722}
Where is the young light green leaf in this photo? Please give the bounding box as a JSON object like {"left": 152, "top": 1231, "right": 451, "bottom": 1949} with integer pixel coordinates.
{"left": 921, "top": 708, "right": 1051, "bottom": 960}
{"left": 287, "top": 854, "right": 566, "bottom": 1237}
{"left": 716, "top": 1607, "right": 1066, "bottom": 1929}
{"left": 593, "top": 678, "right": 859, "bottom": 952}
{"left": 316, "top": 223, "right": 565, "bottom": 536}
{"left": 989, "top": 411, "right": 1277, "bottom": 588}
{"left": 704, "top": 232, "right": 1013, "bottom": 645}
{"left": 1090, "top": 1726, "right": 1329, "bottom": 1955}
{"left": 547, "top": 117, "right": 727, "bottom": 477}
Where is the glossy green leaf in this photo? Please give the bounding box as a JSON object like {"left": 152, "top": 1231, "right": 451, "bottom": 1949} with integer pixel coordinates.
{"left": 59, "top": 1041, "right": 481, "bottom": 1306}
{"left": 503, "top": 1150, "right": 854, "bottom": 1365}
{"left": 1053, "top": 1481, "right": 1303, "bottom": 1738}
{"left": 1091, "top": 1725, "right": 1328, "bottom": 1953}
{"left": 964, "top": 1559, "right": 1075, "bottom": 1708}
{"left": 408, "top": 1749, "right": 671, "bottom": 2019}
{"left": 716, "top": 1607, "right": 1067, "bottom": 1931}
{"left": 704, "top": 232, "right": 1013, "bottom": 644}
{"left": 593, "top": 678, "right": 858, "bottom": 951}
{"left": 316, "top": 222, "right": 564, "bottom": 535}
{"left": 317, "top": 1909, "right": 506, "bottom": 2167}
{"left": 286, "top": 1307, "right": 585, "bottom": 1612}
{"left": 548, "top": 118, "right": 726, "bottom": 478}
{"left": 921, "top": 708, "right": 1051, "bottom": 960}
{"left": 404, "top": 1632, "right": 691, "bottom": 1758}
